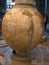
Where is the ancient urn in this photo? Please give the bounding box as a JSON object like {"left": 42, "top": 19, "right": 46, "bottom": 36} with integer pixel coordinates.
{"left": 2, "top": 0, "right": 44, "bottom": 57}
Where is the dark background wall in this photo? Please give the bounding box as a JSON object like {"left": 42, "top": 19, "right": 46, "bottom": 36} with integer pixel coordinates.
{"left": 36, "top": 0, "right": 45, "bottom": 14}
{"left": 0, "top": 0, "right": 6, "bottom": 34}
{"left": 0, "top": 0, "right": 6, "bottom": 19}
{"left": 47, "top": 0, "right": 49, "bottom": 22}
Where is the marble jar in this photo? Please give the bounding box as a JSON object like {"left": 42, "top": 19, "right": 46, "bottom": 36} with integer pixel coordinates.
{"left": 2, "top": 0, "right": 44, "bottom": 56}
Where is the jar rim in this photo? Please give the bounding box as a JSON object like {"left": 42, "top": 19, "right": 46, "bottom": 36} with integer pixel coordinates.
{"left": 15, "top": 3, "right": 36, "bottom": 7}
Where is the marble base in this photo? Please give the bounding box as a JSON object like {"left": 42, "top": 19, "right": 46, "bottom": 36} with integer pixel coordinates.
{"left": 0, "top": 37, "right": 49, "bottom": 65}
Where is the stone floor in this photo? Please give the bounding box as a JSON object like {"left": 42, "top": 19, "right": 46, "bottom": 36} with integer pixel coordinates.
{"left": 0, "top": 31, "right": 49, "bottom": 65}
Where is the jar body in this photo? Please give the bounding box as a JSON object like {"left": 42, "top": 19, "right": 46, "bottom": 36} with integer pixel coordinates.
{"left": 2, "top": 5, "right": 44, "bottom": 56}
